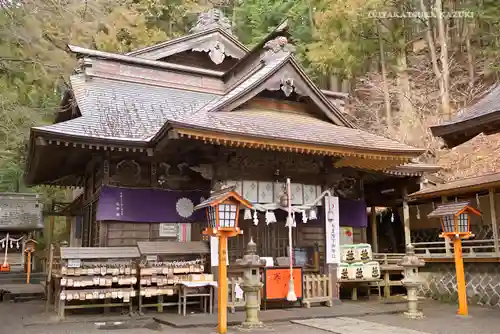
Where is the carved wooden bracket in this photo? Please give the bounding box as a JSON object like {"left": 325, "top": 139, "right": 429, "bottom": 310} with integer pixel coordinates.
{"left": 111, "top": 160, "right": 141, "bottom": 185}
{"left": 192, "top": 40, "right": 235, "bottom": 65}
{"left": 264, "top": 71, "right": 307, "bottom": 97}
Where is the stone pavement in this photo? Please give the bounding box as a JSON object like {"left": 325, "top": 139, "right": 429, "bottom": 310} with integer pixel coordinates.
{"left": 294, "top": 317, "right": 430, "bottom": 334}
{"left": 153, "top": 300, "right": 406, "bottom": 327}
{"left": 3, "top": 299, "right": 500, "bottom": 334}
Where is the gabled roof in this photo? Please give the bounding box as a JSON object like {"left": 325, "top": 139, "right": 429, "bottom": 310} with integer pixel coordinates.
{"left": 31, "top": 49, "right": 423, "bottom": 159}
{"left": 431, "top": 84, "right": 500, "bottom": 147}
{"left": 126, "top": 28, "right": 248, "bottom": 61}
{"left": 26, "top": 16, "right": 428, "bottom": 186}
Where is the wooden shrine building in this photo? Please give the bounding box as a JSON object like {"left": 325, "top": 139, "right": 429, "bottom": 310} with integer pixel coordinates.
{"left": 431, "top": 84, "right": 500, "bottom": 147}
{"left": 25, "top": 10, "right": 437, "bottom": 269}
{"left": 0, "top": 193, "right": 43, "bottom": 271}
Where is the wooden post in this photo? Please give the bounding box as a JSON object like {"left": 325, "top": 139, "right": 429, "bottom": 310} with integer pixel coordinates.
{"left": 441, "top": 196, "right": 451, "bottom": 256}
{"left": 45, "top": 244, "right": 54, "bottom": 313}
{"left": 360, "top": 178, "right": 367, "bottom": 243}
{"left": 47, "top": 215, "right": 55, "bottom": 250}
{"left": 218, "top": 233, "right": 229, "bottom": 334}
{"left": 488, "top": 189, "right": 500, "bottom": 256}
{"left": 371, "top": 207, "right": 378, "bottom": 253}
{"left": 26, "top": 251, "right": 31, "bottom": 284}
{"left": 453, "top": 238, "right": 468, "bottom": 316}
{"left": 402, "top": 187, "right": 411, "bottom": 246}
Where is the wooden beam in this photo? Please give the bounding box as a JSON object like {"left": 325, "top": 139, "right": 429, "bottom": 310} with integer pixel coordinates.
{"left": 175, "top": 127, "right": 417, "bottom": 163}
{"left": 441, "top": 196, "right": 451, "bottom": 256}
{"left": 488, "top": 188, "right": 500, "bottom": 256}
{"left": 402, "top": 186, "right": 411, "bottom": 246}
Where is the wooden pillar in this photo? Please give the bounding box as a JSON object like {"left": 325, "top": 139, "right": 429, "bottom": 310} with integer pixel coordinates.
{"left": 371, "top": 206, "right": 379, "bottom": 253}
{"left": 402, "top": 187, "right": 411, "bottom": 246}
{"left": 441, "top": 196, "right": 451, "bottom": 255}
{"left": 359, "top": 177, "right": 367, "bottom": 243}
{"left": 488, "top": 189, "right": 500, "bottom": 256}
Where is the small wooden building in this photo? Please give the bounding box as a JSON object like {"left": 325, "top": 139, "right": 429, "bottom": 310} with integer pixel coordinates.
{"left": 0, "top": 193, "right": 43, "bottom": 271}
{"left": 25, "top": 11, "right": 434, "bottom": 277}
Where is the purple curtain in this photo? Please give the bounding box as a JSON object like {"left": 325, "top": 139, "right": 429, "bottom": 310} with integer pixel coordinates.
{"left": 339, "top": 198, "right": 368, "bottom": 228}
{"left": 96, "top": 186, "right": 208, "bottom": 223}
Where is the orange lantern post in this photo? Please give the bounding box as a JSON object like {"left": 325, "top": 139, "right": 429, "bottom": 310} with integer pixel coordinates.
{"left": 24, "top": 238, "right": 38, "bottom": 284}
{"left": 428, "top": 202, "right": 481, "bottom": 316}
{"left": 194, "top": 187, "right": 252, "bottom": 334}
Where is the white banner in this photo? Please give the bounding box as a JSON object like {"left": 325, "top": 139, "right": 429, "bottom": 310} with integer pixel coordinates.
{"left": 210, "top": 236, "right": 229, "bottom": 266}
{"left": 325, "top": 195, "right": 340, "bottom": 264}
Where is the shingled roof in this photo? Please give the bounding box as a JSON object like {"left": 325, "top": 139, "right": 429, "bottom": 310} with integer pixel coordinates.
{"left": 431, "top": 84, "right": 500, "bottom": 147}
{"left": 427, "top": 202, "right": 471, "bottom": 218}
{"left": 33, "top": 56, "right": 422, "bottom": 156}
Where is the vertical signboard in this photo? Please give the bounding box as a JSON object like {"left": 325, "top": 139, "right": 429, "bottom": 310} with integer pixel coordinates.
{"left": 325, "top": 195, "right": 340, "bottom": 264}
{"left": 210, "top": 236, "right": 229, "bottom": 266}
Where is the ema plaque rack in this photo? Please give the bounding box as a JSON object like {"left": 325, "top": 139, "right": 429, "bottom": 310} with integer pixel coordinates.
{"left": 56, "top": 247, "right": 140, "bottom": 318}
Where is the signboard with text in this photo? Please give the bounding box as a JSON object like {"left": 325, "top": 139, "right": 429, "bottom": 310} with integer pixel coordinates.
{"left": 325, "top": 195, "right": 340, "bottom": 264}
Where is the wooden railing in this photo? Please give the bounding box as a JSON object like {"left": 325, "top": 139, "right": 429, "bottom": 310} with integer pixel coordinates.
{"left": 302, "top": 273, "right": 332, "bottom": 308}
{"left": 372, "top": 253, "right": 404, "bottom": 298}
{"left": 413, "top": 239, "right": 500, "bottom": 258}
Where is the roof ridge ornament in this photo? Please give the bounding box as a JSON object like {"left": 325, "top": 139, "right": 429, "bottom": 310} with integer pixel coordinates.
{"left": 190, "top": 8, "right": 233, "bottom": 35}
{"left": 261, "top": 36, "right": 296, "bottom": 63}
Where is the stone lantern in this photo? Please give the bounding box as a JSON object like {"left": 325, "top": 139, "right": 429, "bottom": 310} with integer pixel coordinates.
{"left": 235, "top": 238, "right": 266, "bottom": 328}
{"left": 398, "top": 244, "right": 425, "bottom": 319}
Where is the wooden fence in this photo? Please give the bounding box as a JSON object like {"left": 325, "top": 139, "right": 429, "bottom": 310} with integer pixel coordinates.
{"left": 413, "top": 239, "right": 500, "bottom": 258}
{"left": 302, "top": 273, "right": 332, "bottom": 308}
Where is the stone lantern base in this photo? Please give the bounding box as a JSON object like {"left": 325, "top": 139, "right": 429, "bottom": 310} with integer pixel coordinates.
{"left": 404, "top": 310, "right": 424, "bottom": 320}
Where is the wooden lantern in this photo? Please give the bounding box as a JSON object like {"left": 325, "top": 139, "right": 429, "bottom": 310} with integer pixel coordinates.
{"left": 194, "top": 187, "right": 252, "bottom": 334}
{"left": 24, "top": 238, "right": 38, "bottom": 284}
{"left": 428, "top": 201, "right": 481, "bottom": 316}
{"left": 428, "top": 202, "right": 480, "bottom": 239}
{"left": 195, "top": 187, "right": 252, "bottom": 237}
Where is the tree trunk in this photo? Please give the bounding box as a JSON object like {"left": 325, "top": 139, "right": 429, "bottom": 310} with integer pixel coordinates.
{"left": 419, "top": 0, "right": 444, "bottom": 115}
{"left": 435, "top": 0, "right": 452, "bottom": 118}
{"left": 378, "top": 23, "right": 392, "bottom": 131}
{"left": 464, "top": 22, "right": 475, "bottom": 86}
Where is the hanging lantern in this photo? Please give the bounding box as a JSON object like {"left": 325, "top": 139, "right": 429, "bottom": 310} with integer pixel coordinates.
{"left": 244, "top": 208, "right": 252, "bottom": 220}
{"left": 279, "top": 192, "right": 289, "bottom": 207}
{"left": 301, "top": 210, "right": 308, "bottom": 224}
